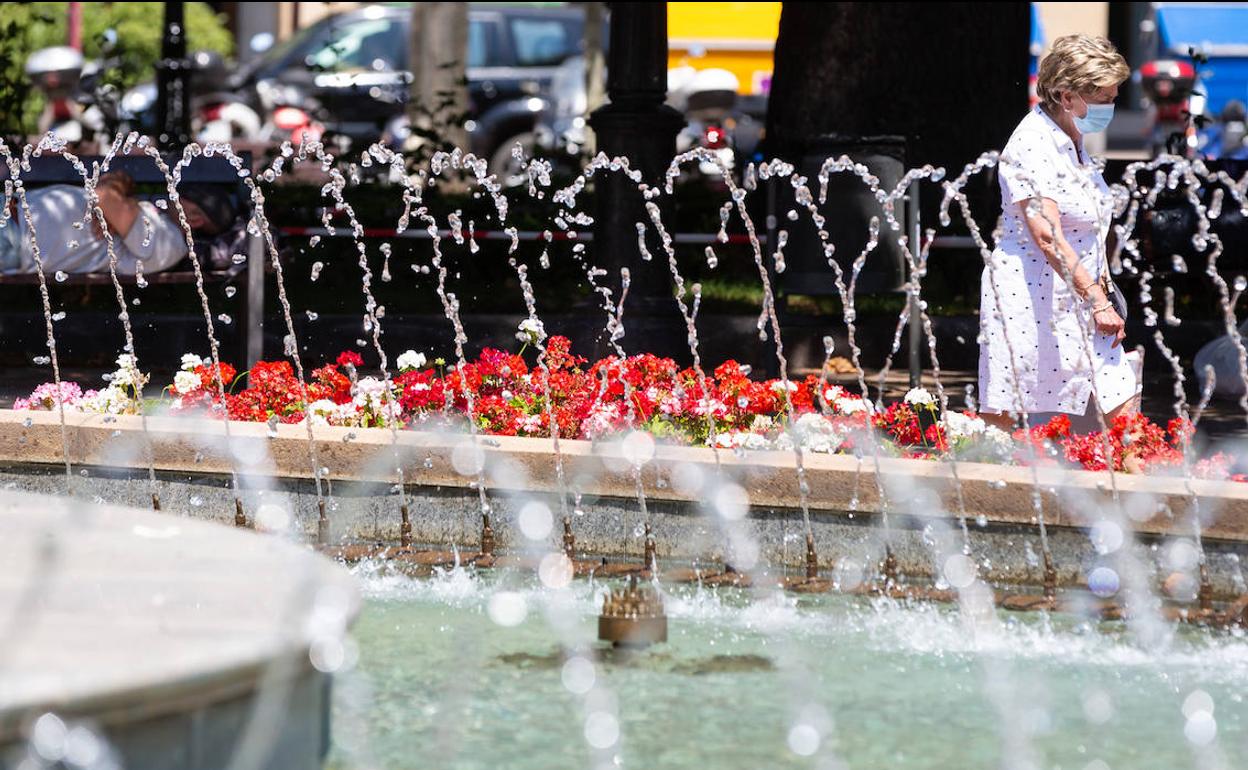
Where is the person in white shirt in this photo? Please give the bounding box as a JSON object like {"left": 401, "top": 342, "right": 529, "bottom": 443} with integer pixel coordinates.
{"left": 979, "top": 34, "right": 1139, "bottom": 430}
{"left": 0, "top": 170, "right": 236, "bottom": 276}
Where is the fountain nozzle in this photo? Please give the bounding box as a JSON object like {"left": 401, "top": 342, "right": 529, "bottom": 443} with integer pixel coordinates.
{"left": 234, "top": 498, "right": 248, "bottom": 529}
{"left": 562, "top": 517, "right": 576, "bottom": 560}
{"left": 805, "top": 532, "right": 819, "bottom": 579}
{"left": 481, "top": 513, "right": 496, "bottom": 557}
{"left": 644, "top": 523, "right": 656, "bottom": 572}
{"left": 598, "top": 574, "right": 667, "bottom": 648}
{"left": 316, "top": 498, "right": 329, "bottom": 544}
{"left": 400, "top": 502, "right": 412, "bottom": 548}
{"left": 1042, "top": 549, "right": 1057, "bottom": 601}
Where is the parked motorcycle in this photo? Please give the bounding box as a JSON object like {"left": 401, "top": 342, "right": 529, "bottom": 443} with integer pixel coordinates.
{"left": 25, "top": 38, "right": 122, "bottom": 147}
{"left": 1196, "top": 100, "right": 1248, "bottom": 161}
{"left": 1139, "top": 58, "right": 1200, "bottom": 157}
{"left": 119, "top": 50, "right": 263, "bottom": 145}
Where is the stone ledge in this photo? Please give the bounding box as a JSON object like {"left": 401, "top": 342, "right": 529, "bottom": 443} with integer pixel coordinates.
{"left": 3, "top": 408, "right": 1246, "bottom": 542}
{"left": 0, "top": 486, "right": 358, "bottom": 751}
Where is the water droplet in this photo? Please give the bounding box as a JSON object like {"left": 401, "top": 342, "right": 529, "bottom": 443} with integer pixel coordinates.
{"left": 309, "top": 235, "right": 322, "bottom": 247}
{"left": 55, "top": 270, "right": 68, "bottom": 282}
{"left": 217, "top": 313, "right": 232, "bottom": 325}
{"left": 310, "top": 261, "right": 324, "bottom": 281}
{"left": 1235, "top": 275, "right": 1247, "bottom": 293}
{"left": 32, "top": 356, "right": 50, "bottom": 365}
{"left": 22, "top": 417, "right": 33, "bottom": 428}
{"left": 51, "top": 311, "right": 65, "bottom": 321}
{"left": 155, "top": 199, "right": 168, "bottom": 210}
{"left": 224, "top": 286, "right": 237, "bottom": 298}
{"left": 189, "top": 494, "right": 204, "bottom": 507}
{"left": 305, "top": 310, "right": 319, "bottom": 321}
{"left": 231, "top": 254, "right": 247, "bottom": 265}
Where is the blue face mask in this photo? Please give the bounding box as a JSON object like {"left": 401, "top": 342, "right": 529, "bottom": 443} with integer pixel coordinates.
{"left": 1073, "top": 99, "right": 1115, "bottom": 134}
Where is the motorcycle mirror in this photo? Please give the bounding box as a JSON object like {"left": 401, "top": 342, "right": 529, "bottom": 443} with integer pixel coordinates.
{"left": 250, "top": 33, "right": 275, "bottom": 54}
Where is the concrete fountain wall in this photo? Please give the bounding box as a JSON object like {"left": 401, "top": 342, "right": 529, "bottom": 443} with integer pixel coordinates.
{"left": 0, "top": 486, "right": 358, "bottom": 768}
{"left": 3, "top": 408, "right": 1248, "bottom": 596}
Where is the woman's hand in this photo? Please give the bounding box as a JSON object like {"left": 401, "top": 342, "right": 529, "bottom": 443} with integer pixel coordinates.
{"left": 1092, "top": 305, "right": 1125, "bottom": 348}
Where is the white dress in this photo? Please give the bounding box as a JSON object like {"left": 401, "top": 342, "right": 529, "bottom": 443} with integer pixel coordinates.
{"left": 978, "top": 105, "right": 1136, "bottom": 416}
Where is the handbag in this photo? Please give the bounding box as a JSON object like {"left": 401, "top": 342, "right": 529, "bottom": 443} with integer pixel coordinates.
{"left": 1101, "top": 271, "right": 1128, "bottom": 321}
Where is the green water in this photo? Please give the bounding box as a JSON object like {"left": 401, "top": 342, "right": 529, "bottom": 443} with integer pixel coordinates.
{"left": 328, "top": 568, "right": 1248, "bottom": 769}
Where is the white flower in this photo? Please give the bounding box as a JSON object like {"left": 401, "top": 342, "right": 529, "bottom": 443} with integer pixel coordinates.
{"left": 836, "top": 397, "right": 868, "bottom": 415}
{"left": 83, "top": 385, "right": 129, "bottom": 415}
{"left": 516, "top": 317, "right": 546, "bottom": 344}
{"left": 180, "top": 353, "right": 204, "bottom": 371}
{"left": 750, "top": 414, "right": 774, "bottom": 432}
{"left": 713, "top": 431, "right": 771, "bottom": 451}
{"left": 904, "top": 387, "right": 935, "bottom": 407}
{"left": 173, "top": 370, "right": 202, "bottom": 395}
{"left": 981, "top": 425, "right": 1015, "bottom": 456}
{"left": 302, "top": 399, "right": 339, "bottom": 427}
{"left": 396, "top": 350, "right": 427, "bottom": 372}
{"left": 769, "top": 380, "right": 798, "bottom": 393}
{"left": 943, "top": 411, "right": 987, "bottom": 440}
{"left": 823, "top": 385, "right": 846, "bottom": 403}
{"left": 517, "top": 414, "right": 542, "bottom": 434}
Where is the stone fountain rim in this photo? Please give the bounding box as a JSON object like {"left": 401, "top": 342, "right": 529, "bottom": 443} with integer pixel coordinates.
{"left": 0, "top": 487, "right": 359, "bottom": 743}
{"left": 3, "top": 408, "right": 1246, "bottom": 542}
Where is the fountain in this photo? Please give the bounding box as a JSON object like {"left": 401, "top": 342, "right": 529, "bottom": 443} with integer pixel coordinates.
{"left": 2, "top": 130, "right": 1248, "bottom": 768}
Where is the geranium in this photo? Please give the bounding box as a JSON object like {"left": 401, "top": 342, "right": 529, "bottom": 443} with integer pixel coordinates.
{"left": 336, "top": 351, "right": 364, "bottom": 369}
{"left": 396, "top": 350, "right": 427, "bottom": 372}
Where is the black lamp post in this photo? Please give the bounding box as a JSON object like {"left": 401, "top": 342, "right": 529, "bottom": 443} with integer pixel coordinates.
{"left": 154, "top": 1, "right": 191, "bottom": 152}
{"left": 587, "top": 2, "right": 686, "bottom": 357}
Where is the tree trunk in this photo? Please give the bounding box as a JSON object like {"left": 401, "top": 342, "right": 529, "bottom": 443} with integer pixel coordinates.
{"left": 583, "top": 2, "right": 607, "bottom": 155}
{"left": 407, "top": 2, "right": 469, "bottom": 154}
{"left": 765, "top": 2, "right": 1030, "bottom": 171}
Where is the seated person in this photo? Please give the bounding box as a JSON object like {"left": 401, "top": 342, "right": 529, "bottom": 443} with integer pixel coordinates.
{"left": 0, "top": 171, "right": 236, "bottom": 275}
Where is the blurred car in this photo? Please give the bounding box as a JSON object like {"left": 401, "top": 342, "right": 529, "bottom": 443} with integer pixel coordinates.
{"left": 158, "top": 3, "right": 590, "bottom": 167}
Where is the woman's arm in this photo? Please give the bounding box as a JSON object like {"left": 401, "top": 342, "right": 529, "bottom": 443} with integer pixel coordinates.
{"left": 1019, "top": 197, "right": 1125, "bottom": 347}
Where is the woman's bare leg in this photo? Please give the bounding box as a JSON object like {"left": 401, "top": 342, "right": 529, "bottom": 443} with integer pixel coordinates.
{"left": 1102, "top": 394, "right": 1139, "bottom": 422}
{"left": 980, "top": 411, "right": 1020, "bottom": 431}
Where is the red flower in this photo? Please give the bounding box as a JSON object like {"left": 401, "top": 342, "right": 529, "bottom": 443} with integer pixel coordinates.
{"left": 336, "top": 351, "right": 364, "bottom": 368}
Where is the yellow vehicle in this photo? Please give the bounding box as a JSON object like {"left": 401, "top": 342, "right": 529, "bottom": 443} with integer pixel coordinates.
{"left": 667, "top": 2, "right": 782, "bottom": 95}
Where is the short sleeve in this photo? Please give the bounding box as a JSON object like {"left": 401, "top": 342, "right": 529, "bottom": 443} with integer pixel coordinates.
{"left": 118, "top": 203, "right": 189, "bottom": 274}
{"left": 998, "top": 129, "right": 1062, "bottom": 205}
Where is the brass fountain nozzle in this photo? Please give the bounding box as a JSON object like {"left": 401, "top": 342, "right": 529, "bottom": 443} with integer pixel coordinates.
{"left": 400, "top": 502, "right": 412, "bottom": 548}
{"left": 643, "top": 523, "right": 657, "bottom": 572}
{"left": 562, "top": 517, "right": 576, "bottom": 560}
{"left": 316, "top": 498, "right": 329, "bottom": 544}
{"left": 598, "top": 574, "right": 667, "bottom": 648}
{"left": 481, "top": 513, "right": 496, "bottom": 557}
{"left": 805, "top": 532, "right": 819, "bottom": 579}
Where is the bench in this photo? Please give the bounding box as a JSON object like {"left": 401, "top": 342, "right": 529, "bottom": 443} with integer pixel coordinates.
{"left": 0, "top": 152, "right": 267, "bottom": 370}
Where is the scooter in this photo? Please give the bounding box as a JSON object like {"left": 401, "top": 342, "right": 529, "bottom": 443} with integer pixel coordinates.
{"left": 25, "top": 43, "right": 121, "bottom": 148}
{"left": 119, "top": 50, "right": 263, "bottom": 144}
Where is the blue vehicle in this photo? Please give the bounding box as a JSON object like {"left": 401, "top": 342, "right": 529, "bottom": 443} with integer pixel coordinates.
{"left": 1141, "top": 3, "right": 1248, "bottom": 155}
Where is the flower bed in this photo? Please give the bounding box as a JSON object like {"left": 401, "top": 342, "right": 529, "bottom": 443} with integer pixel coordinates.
{"left": 10, "top": 337, "right": 1243, "bottom": 483}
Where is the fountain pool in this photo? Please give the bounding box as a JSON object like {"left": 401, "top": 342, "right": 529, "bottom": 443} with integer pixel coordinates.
{"left": 321, "top": 568, "right": 1248, "bottom": 770}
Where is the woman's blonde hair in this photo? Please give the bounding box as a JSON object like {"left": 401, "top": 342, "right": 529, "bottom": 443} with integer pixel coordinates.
{"left": 1036, "top": 34, "right": 1130, "bottom": 108}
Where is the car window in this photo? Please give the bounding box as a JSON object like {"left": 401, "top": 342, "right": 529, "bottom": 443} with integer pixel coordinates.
{"left": 306, "top": 18, "right": 405, "bottom": 73}
{"left": 468, "top": 19, "right": 498, "bottom": 68}
{"left": 509, "top": 18, "right": 578, "bottom": 67}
